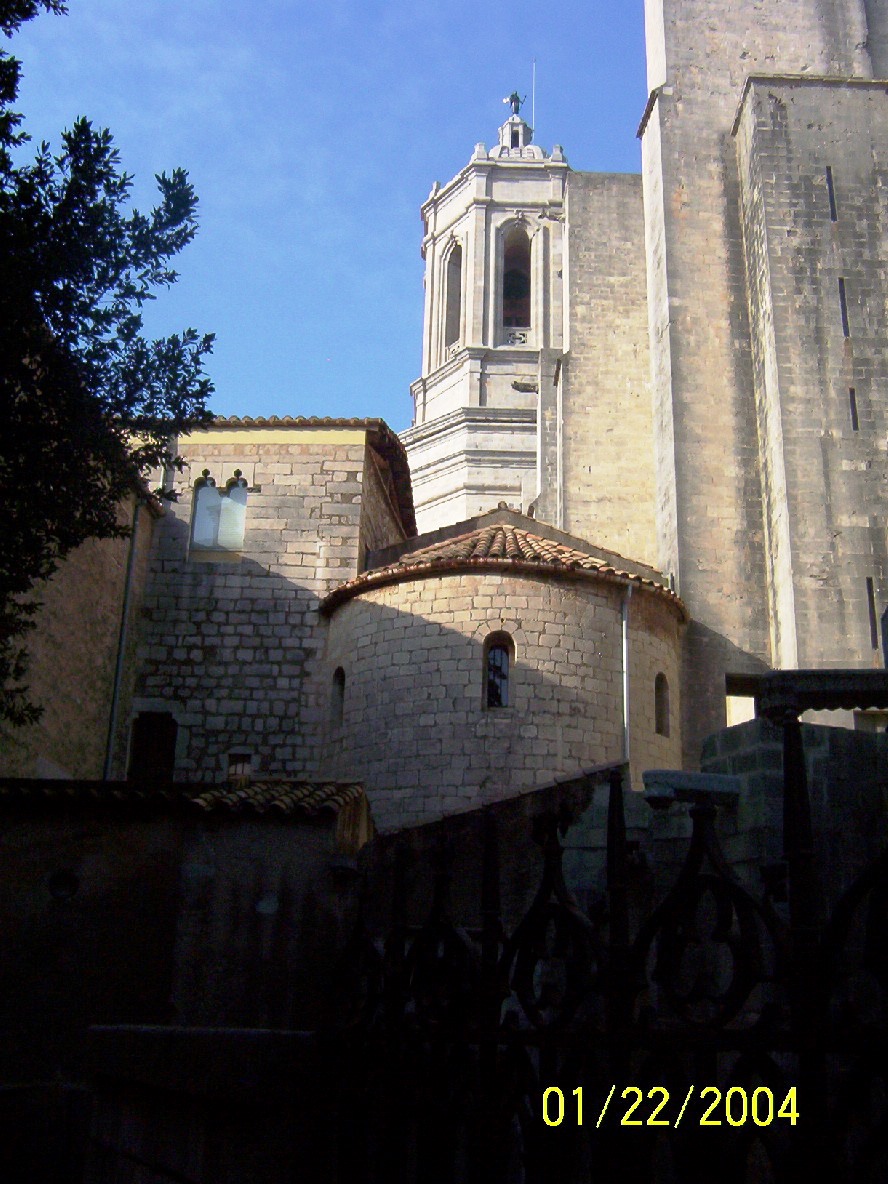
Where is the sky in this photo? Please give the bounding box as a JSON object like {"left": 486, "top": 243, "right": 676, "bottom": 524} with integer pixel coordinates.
{"left": 10, "top": 0, "right": 649, "bottom": 433}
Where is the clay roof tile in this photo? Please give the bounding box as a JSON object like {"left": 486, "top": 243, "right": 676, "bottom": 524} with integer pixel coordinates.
{"left": 322, "top": 521, "right": 686, "bottom": 618}
{"left": 0, "top": 778, "right": 366, "bottom": 821}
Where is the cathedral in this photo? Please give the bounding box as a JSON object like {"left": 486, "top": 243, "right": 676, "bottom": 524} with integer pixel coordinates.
{"left": 4, "top": 0, "right": 888, "bottom": 829}
{"left": 402, "top": 9, "right": 888, "bottom": 772}
{"left": 3, "top": 2, "right": 888, "bottom": 1180}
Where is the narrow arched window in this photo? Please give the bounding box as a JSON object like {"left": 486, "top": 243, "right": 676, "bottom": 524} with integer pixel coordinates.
{"left": 502, "top": 225, "right": 531, "bottom": 329}
{"left": 484, "top": 632, "right": 514, "bottom": 709}
{"left": 444, "top": 243, "right": 462, "bottom": 352}
{"left": 191, "top": 469, "right": 248, "bottom": 552}
{"left": 218, "top": 475, "right": 248, "bottom": 549}
{"left": 191, "top": 472, "right": 221, "bottom": 548}
{"left": 331, "top": 667, "right": 345, "bottom": 727}
{"left": 655, "top": 672, "right": 670, "bottom": 737}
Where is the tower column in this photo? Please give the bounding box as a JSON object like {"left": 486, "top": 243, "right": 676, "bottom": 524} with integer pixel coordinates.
{"left": 401, "top": 105, "right": 568, "bottom": 533}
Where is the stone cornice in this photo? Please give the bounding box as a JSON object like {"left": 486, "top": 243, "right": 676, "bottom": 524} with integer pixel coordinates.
{"left": 400, "top": 405, "right": 537, "bottom": 450}
{"left": 731, "top": 73, "right": 888, "bottom": 136}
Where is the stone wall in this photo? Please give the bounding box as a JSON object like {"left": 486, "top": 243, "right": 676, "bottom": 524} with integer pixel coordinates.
{"left": 0, "top": 493, "right": 157, "bottom": 780}
{"left": 736, "top": 77, "right": 888, "bottom": 668}
{"left": 562, "top": 172, "right": 656, "bottom": 566}
{"left": 0, "top": 799, "right": 363, "bottom": 1182}
{"left": 563, "top": 717, "right": 888, "bottom": 929}
{"left": 627, "top": 585, "right": 683, "bottom": 777}
{"left": 640, "top": 0, "right": 874, "bottom": 763}
{"left": 700, "top": 716, "right": 888, "bottom": 894}
{"left": 0, "top": 810, "right": 182, "bottom": 1084}
{"left": 358, "top": 443, "right": 410, "bottom": 566}
{"left": 132, "top": 424, "right": 410, "bottom": 782}
{"left": 172, "top": 817, "right": 361, "bottom": 1030}
{"left": 864, "top": 0, "right": 888, "bottom": 75}
{"left": 402, "top": 405, "right": 538, "bottom": 532}
{"left": 320, "top": 571, "right": 683, "bottom": 830}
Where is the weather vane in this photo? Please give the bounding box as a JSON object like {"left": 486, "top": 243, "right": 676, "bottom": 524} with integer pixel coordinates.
{"left": 503, "top": 91, "right": 526, "bottom": 116}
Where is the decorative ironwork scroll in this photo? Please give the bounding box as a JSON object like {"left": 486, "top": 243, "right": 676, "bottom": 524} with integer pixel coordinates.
{"left": 329, "top": 679, "right": 888, "bottom": 1183}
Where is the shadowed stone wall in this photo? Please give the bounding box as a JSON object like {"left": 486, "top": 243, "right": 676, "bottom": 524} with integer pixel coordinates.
{"left": 132, "top": 423, "right": 411, "bottom": 782}
{"left": 561, "top": 172, "right": 656, "bottom": 566}
{"left": 320, "top": 571, "right": 683, "bottom": 829}
{"left": 640, "top": 0, "right": 875, "bottom": 763}
{"left": 0, "top": 492, "right": 157, "bottom": 780}
{"left": 736, "top": 77, "right": 888, "bottom": 669}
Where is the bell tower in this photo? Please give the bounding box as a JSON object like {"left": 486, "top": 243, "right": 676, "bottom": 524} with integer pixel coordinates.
{"left": 401, "top": 100, "right": 569, "bottom": 533}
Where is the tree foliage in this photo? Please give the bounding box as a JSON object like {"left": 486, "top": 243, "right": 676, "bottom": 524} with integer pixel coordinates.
{"left": 0, "top": 0, "right": 214, "bottom": 724}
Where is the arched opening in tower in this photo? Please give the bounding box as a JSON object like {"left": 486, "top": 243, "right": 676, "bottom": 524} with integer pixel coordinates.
{"left": 502, "top": 226, "right": 531, "bottom": 328}
{"left": 445, "top": 243, "right": 462, "bottom": 349}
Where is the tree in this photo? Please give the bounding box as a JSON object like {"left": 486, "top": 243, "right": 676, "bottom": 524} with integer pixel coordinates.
{"left": 0, "top": 1, "right": 215, "bottom": 725}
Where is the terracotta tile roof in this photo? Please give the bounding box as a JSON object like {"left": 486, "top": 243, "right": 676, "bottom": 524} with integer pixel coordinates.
{"left": 0, "top": 778, "right": 373, "bottom": 853}
{"left": 190, "top": 780, "right": 364, "bottom": 816}
{"left": 399, "top": 524, "right": 605, "bottom": 566}
{"left": 190, "top": 781, "right": 373, "bottom": 851}
{"left": 203, "top": 416, "right": 416, "bottom": 538}
{"left": 0, "top": 780, "right": 182, "bottom": 808}
{"left": 323, "top": 521, "right": 686, "bottom": 617}
{"left": 211, "top": 415, "right": 388, "bottom": 429}
{"left": 0, "top": 778, "right": 363, "bottom": 819}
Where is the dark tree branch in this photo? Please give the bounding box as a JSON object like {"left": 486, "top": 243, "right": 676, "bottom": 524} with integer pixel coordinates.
{"left": 0, "top": 1, "right": 214, "bottom": 724}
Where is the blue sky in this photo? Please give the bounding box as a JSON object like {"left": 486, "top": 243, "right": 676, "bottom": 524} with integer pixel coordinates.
{"left": 11, "top": 1, "right": 648, "bottom": 433}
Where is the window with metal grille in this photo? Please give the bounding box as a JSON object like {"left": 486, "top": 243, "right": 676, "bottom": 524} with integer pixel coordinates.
{"left": 484, "top": 633, "right": 514, "bottom": 709}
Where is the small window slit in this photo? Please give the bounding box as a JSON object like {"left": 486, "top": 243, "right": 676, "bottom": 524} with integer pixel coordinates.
{"left": 838, "top": 278, "right": 850, "bottom": 338}
{"left": 826, "top": 166, "right": 838, "bottom": 221}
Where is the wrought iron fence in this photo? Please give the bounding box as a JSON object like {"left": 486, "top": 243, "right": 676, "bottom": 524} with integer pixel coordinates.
{"left": 333, "top": 674, "right": 888, "bottom": 1183}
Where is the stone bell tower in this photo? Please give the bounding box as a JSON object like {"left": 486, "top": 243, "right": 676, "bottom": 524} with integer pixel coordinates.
{"left": 401, "top": 100, "right": 569, "bottom": 533}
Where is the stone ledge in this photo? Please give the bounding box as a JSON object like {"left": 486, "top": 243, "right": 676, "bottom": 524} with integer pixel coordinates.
{"left": 642, "top": 768, "right": 743, "bottom": 808}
